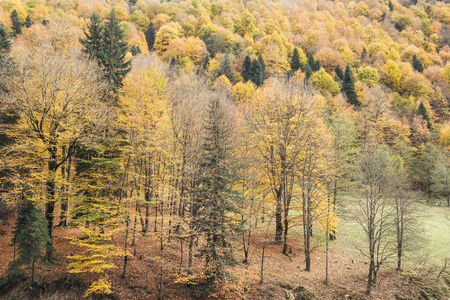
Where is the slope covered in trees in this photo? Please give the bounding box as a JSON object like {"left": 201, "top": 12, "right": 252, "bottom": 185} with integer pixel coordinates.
{"left": 0, "top": 0, "right": 450, "bottom": 299}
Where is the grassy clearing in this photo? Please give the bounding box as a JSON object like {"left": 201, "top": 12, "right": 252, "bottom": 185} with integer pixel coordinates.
{"left": 329, "top": 191, "right": 450, "bottom": 271}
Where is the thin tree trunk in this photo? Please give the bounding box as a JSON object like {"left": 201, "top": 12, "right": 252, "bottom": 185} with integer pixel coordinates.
{"left": 45, "top": 147, "right": 57, "bottom": 261}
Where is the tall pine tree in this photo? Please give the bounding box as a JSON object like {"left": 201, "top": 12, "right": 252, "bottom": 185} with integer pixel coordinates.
{"left": 250, "top": 59, "right": 264, "bottom": 87}
{"left": 291, "top": 47, "right": 302, "bottom": 73}
{"left": 343, "top": 65, "right": 360, "bottom": 106}
{"left": 418, "top": 101, "right": 432, "bottom": 129}
{"left": 80, "top": 13, "right": 103, "bottom": 61}
{"left": 10, "top": 9, "right": 22, "bottom": 36}
{"left": 335, "top": 65, "right": 344, "bottom": 81}
{"left": 242, "top": 55, "right": 252, "bottom": 82}
{"left": 98, "top": 9, "right": 132, "bottom": 93}
{"left": 10, "top": 199, "right": 50, "bottom": 285}
{"left": 25, "top": 15, "right": 32, "bottom": 28}
{"left": 194, "top": 99, "right": 237, "bottom": 281}
{"left": 412, "top": 54, "right": 424, "bottom": 73}
{"left": 0, "top": 23, "right": 11, "bottom": 55}
{"left": 145, "top": 22, "right": 156, "bottom": 52}
{"left": 221, "top": 54, "right": 234, "bottom": 84}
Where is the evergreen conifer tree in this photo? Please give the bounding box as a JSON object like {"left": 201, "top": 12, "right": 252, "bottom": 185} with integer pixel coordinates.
{"left": 304, "top": 63, "right": 313, "bottom": 82}
{"left": 130, "top": 45, "right": 141, "bottom": 56}
{"left": 25, "top": 15, "right": 32, "bottom": 28}
{"left": 412, "top": 54, "right": 424, "bottom": 73}
{"left": 221, "top": 54, "right": 234, "bottom": 84}
{"left": 80, "top": 13, "right": 103, "bottom": 61}
{"left": 99, "top": 9, "right": 132, "bottom": 93}
{"left": 291, "top": 48, "right": 302, "bottom": 73}
{"left": 418, "top": 101, "right": 432, "bottom": 129}
{"left": 335, "top": 65, "right": 344, "bottom": 81}
{"left": 204, "top": 54, "right": 210, "bottom": 71}
{"left": 343, "top": 65, "right": 360, "bottom": 106}
{"left": 41, "top": 19, "right": 49, "bottom": 26}
{"left": 10, "top": 9, "right": 22, "bottom": 36}
{"left": 194, "top": 99, "right": 236, "bottom": 280}
{"left": 242, "top": 55, "right": 252, "bottom": 82}
{"left": 170, "top": 56, "right": 178, "bottom": 68}
{"left": 10, "top": 199, "right": 50, "bottom": 284}
{"left": 258, "top": 53, "right": 266, "bottom": 79}
{"left": 361, "top": 47, "right": 368, "bottom": 62}
{"left": 388, "top": 0, "right": 394, "bottom": 11}
{"left": 250, "top": 59, "right": 264, "bottom": 87}
{"left": 145, "top": 22, "right": 156, "bottom": 52}
{"left": 0, "top": 23, "right": 12, "bottom": 54}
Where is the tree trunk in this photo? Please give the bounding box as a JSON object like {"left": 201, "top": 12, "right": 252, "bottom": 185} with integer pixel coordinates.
{"left": 282, "top": 206, "right": 289, "bottom": 254}
{"left": 305, "top": 224, "right": 311, "bottom": 271}
{"left": 275, "top": 201, "right": 283, "bottom": 243}
{"left": 329, "top": 181, "right": 337, "bottom": 241}
{"left": 45, "top": 148, "right": 57, "bottom": 261}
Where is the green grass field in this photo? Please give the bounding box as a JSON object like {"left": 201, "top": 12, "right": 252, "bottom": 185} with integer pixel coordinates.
{"left": 326, "top": 192, "right": 450, "bottom": 270}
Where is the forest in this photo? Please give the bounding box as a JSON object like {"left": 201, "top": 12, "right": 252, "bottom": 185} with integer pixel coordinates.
{"left": 0, "top": 0, "right": 450, "bottom": 299}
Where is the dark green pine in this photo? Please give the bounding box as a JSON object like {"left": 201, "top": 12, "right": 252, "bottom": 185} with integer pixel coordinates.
{"left": 145, "top": 22, "right": 156, "bottom": 51}
{"left": 170, "top": 56, "right": 177, "bottom": 68}
{"left": 203, "top": 54, "right": 210, "bottom": 70}
{"left": 10, "top": 9, "right": 22, "bottom": 36}
{"left": 250, "top": 59, "right": 264, "bottom": 87}
{"left": 343, "top": 65, "right": 360, "bottom": 106}
{"left": 361, "top": 47, "right": 367, "bottom": 62}
{"left": 388, "top": 0, "right": 394, "bottom": 11}
{"left": 25, "top": 15, "right": 32, "bottom": 28}
{"left": 80, "top": 13, "right": 103, "bottom": 61}
{"left": 0, "top": 23, "right": 12, "bottom": 54}
{"left": 418, "top": 101, "right": 432, "bottom": 129}
{"left": 242, "top": 55, "right": 252, "bottom": 82}
{"left": 412, "top": 54, "right": 424, "bottom": 73}
{"left": 291, "top": 47, "right": 302, "bottom": 73}
{"left": 221, "top": 54, "right": 235, "bottom": 84}
{"left": 99, "top": 9, "right": 132, "bottom": 93}
{"left": 304, "top": 63, "right": 312, "bottom": 82}
{"left": 131, "top": 45, "right": 141, "bottom": 56}
{"left": 194, "top": 98, "right": 236, "bottom": 278}
{"left": 10, "top": 199, "right": 50, "bottom": 284}
{"left": 335, "top": 65, "right": 344, "bottom": 81}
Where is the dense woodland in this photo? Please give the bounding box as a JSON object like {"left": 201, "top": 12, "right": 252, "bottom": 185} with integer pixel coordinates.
{"left": 0, "top": 0, "right": 450, "bottom": 299}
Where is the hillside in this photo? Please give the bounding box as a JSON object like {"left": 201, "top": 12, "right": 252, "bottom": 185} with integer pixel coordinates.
{"left": 1, "top": 0, "right": 450, "bottom": 299}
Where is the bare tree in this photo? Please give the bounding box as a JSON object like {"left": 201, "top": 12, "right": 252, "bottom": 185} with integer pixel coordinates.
{"left": 356, "top": 146, "right": 396, "bottom": 293}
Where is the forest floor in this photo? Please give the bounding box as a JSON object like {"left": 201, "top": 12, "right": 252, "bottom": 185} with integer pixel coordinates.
{"left": 1, "top": 196, "right": 449, "bottom": 300}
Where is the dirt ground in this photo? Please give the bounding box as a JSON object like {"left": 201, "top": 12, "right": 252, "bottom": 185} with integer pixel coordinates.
{"left": 0, "top": 209, "right": 448, "bottom": 300}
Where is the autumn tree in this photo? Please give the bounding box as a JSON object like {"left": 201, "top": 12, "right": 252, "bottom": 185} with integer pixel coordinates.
{"left": 249, "top": 78, "right": 316, "bottom": 253}
{"left": 298, "top": 113, "right": 336, "bottom": 271}
{"left": 4, "top": 43, "right": 112, "bottom": 260}
{"left": 431, "top": 147, "right": 450, "bottom": 206}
